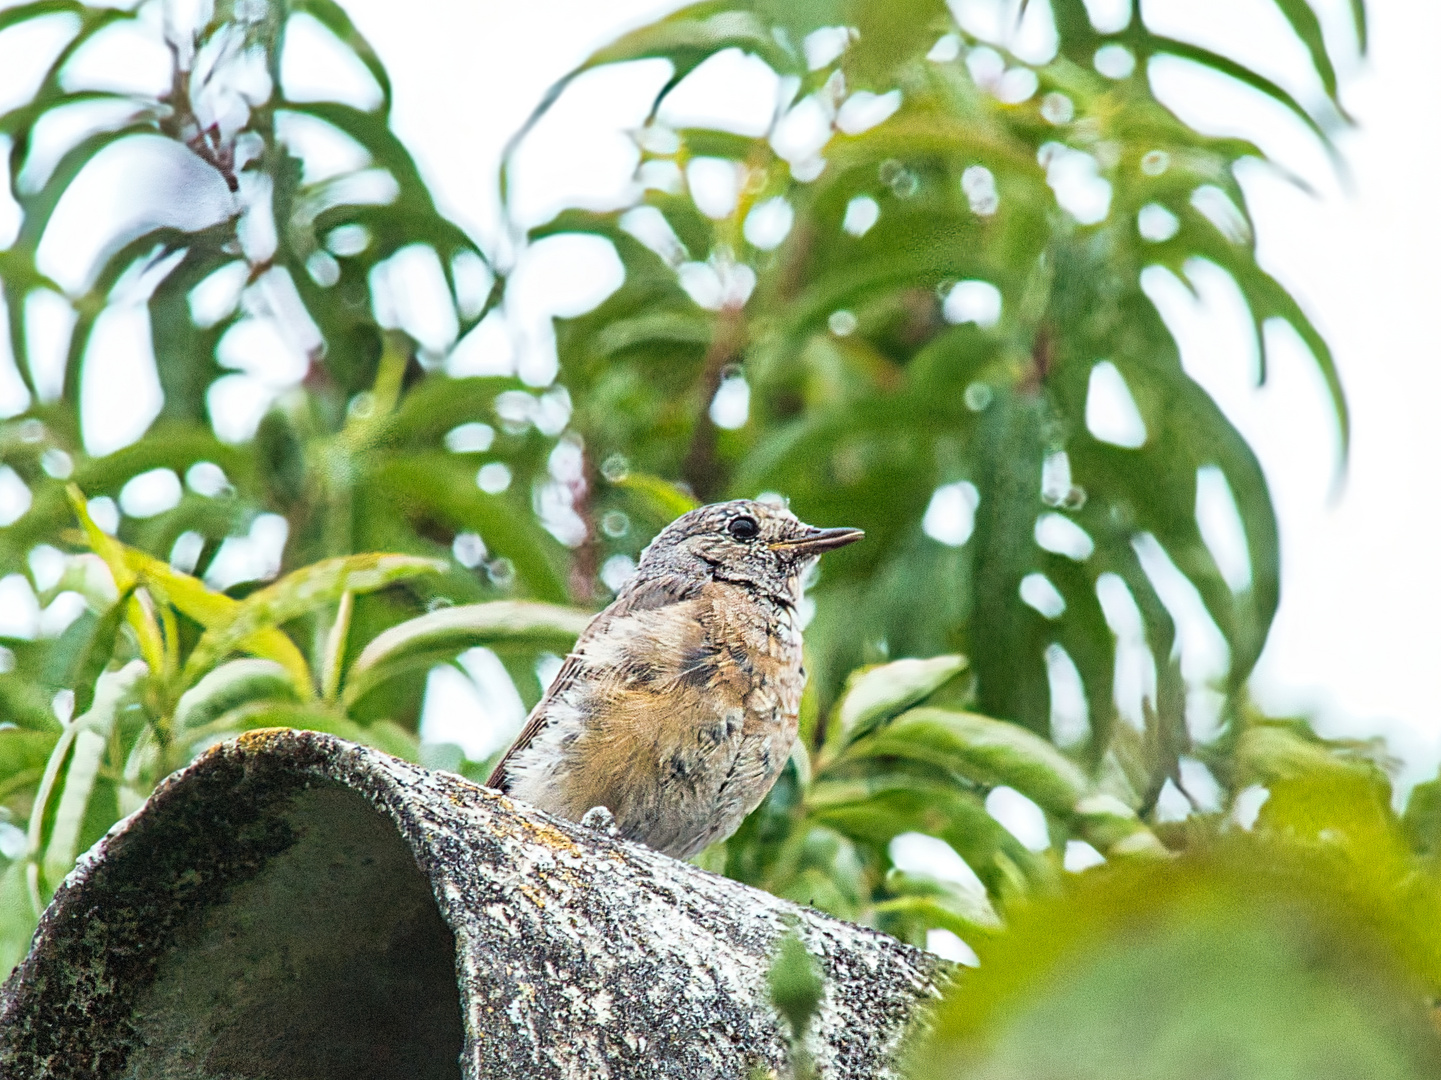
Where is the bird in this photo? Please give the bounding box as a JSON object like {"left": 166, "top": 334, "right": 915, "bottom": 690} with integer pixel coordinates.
{"left": 486, "top": 499, "right": 862, "bottom": 860}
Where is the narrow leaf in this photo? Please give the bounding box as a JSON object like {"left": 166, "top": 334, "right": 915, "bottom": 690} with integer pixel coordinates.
{"left": 1147, "top": 37, "right": 1332, "bottom": 151}
{"left": 843, "top": 707, "right": 1089, "bottom": 813}
{"left": 834, "top": 654, "right": 968, "bottom": 742}
{"left": 172, "top": 658, "right": 300, "bottom": 732}
{"left": 64, "top": 514, "right": 313, "bottom": 695}
{"left": 342, "top": 600, "right": 591, "bottom": 708}
{"left": 183, "top": 554, "right": 445, "bottom": 690}
{"left": 1270, "top": 0, "right": 1340, "bottom": 105}
{"left": 40, "top": 728, "right": 104, "bottom": 888}
{"left": 614, "top": 471, "right": 701, "bottom": 523}
{"left": 26, "top": 660, "right": 145, "bottom": 896}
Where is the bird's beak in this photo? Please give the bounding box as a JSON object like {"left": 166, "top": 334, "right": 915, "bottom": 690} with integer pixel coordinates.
{"left": 769, "top": 526, "right": 865, "bottom": 555}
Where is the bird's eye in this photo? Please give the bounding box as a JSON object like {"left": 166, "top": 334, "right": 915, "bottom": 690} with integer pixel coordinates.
{"left": 728, "top": 516, "right": 760, "bottom": 540}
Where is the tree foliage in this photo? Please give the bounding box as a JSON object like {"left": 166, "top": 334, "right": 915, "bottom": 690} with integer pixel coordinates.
{"left": 2, "top": 3, "right": 1429, "bottom": 1063}
{"left": 910, "top": 763, "right": 1441, "bottom": 1078}
{"left": 521, "top": 0, "right": 1354, "bottom": 794}
{"left": 0, "top": 0, "right": 587, "bottom": 969}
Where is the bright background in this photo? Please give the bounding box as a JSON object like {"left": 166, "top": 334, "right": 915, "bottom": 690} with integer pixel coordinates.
{"left": 3, "top": 0, "right": 1438, "bottom": 786}
{"left": 341, "top": 0, "right": 1441, "bottom": 783}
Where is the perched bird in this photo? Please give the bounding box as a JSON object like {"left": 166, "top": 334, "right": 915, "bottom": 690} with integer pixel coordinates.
{"left": 487, "top": 499, "right": 862, "bottom": 859}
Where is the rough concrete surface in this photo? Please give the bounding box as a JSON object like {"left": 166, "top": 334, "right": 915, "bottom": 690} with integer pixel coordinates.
{"left": 0, "top": 729, "right": 942, "bottom": 1079}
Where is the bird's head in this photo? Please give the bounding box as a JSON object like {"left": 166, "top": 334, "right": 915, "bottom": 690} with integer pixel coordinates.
{"left": 636, "top": 498, "right": 863, "bottom": 602}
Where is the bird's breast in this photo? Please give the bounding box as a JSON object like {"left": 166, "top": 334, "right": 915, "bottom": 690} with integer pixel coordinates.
{"left": 503, "top": 583, "right": 805, "bottom": 858}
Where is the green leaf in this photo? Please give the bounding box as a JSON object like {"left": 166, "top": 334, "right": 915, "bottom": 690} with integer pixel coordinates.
{"left": 0, "top": 861, "right": 36, "bottom": 979}
{"left": 0, "top": 2, "right": 86, "bottom": 36}
{"left": 1257, "top": 770, "right": 1398, "bottom": 869}
{"left": 766, "top": 921, "right": 824, "bottom": 1042}
{"left": 64, "top": 505, "right": 313, "bottom": 694}
{"left": 145, "top": 236, "right": 239, "bottom": 425}
{"left": 842, "top": 707, "right": 1089, "bottom": 814}
{"left": 912, "top": 848, "right": 1441, "bottom": 1080}
{"left": 1145, "top": 36, "right": 1332, "bottom": 151}
{"left": 1072, "top": 793, "right": 1166, "bottom": 856}
{"left": 40, "top": 726, "right": 105, "bottom": 888}
{"left": 172, "top": 658, "right": 300, "bottom": 733}
{"left": 807, "top": 771, "right": 1048, "bottom": 896}
{"left": 1271, "top": 0, "right": 1341, "bottom": 107}
{"left": 612, "top": 471, "right": 701, "bottom": 523}
{"left": 0, "top": 728, "right": 58, "bottom": 805}
{"left": 1403, "top": 779, "right": 1441, "bottom": 864}
{"left": 1349, "top": 0, "right": 1368, "bottom": 52}
{"left": 877, "top": 868, "right": 1001, "bottom": 935}
{"left": 72, "top": 422, "right": 251, "bottom": 496}
{"left": 27, "top": 660, "right": 145, "bottom": 899}
{"left": 62, "top": 585, "right": 131, "bottom": 717}
{"left": 370, "top": 454, "right": 570, "bottom": 602}
{"left": 387, "top": 374, "right": 525, "bottom": 447}
{"left": 833, "top": 654, "right": 968, "bottom": 742}
{"left": 844, "top": 0, "right": 947, "bottom": 86}
{"left": 341, "top": 600, "right": 590, "bottom": 709}
{"left": 1236, "top": 722, "right": 1389, "bottom": 792}
{"left": 182, "top": 554, "right": 445, "bottom": 691}
{"left": 12, "top": 121, "right": 159, "bottom": 262}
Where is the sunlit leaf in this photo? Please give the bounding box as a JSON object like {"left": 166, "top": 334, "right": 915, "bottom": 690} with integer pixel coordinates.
{"left": 910, "top": 845, "right": 1441, "bottom": 1080}
{"left": 182, "top": 554, "right": 445, "bottom": 690}
{"left": 341, "top": 600, "right": 590, "bottom": 708}
{"left": 27, "top": 660, "right": 145, "bottom": 900}
{"left": 833, "top": 655, "right": 968, "bottom": 744}
{"left": 842, "top": 707, "right": 1089, "bottom": 814}
{"left": 172, "top": 658, "right": 300, "bottom": 734}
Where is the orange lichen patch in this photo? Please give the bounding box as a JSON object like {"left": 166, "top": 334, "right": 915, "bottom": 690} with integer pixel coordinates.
{"left": 486, "top": 797, "right": 586, "bottom": 857}
{"left": 534, "top": 861, "right": 588, "bottom": 895}
{"left": 234, "top": 728, "right": 298, "bottom": 753}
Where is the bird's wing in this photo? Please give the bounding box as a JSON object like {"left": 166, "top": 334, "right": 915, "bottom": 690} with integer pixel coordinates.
{"left": 484, "top": 644, "right": 592, "bottom": 791}
{"left": 484, "top": 570, "right": 701, "bottom": 791}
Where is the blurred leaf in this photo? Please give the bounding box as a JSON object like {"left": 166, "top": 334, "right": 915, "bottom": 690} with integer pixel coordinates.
{"left": 842, "top": 707, "right": 1088, "bottom": 814}
{"left": 833, "top": 654, "right": 968, "bottom": 744}
{"left": 1073, "top": 792, "right": 1166, "bottom": 857}
{"left": 1271, "top": 0, "right": 1341, "bottom": 106}
{"left": 27, "top": 660, "right": 145, "bottom": 901}
{"left": 808, "top": 771, "right": 1046, "bottom": 896}
{"left": 0, "top": 862, "right": 35, "bottom": 980}
{"left": 371, "top": 454, "right": 569, "bottom": 602}
{"left": 182, "top": 554, "right": 445, "bottom": 690}
{"left": 0, "top": 729, "right": 58, "bottom": 791}
{"left": 612, "top": 472, "right": 700, "bottom": 523}
{"left": 342, "top": 600, "right": 590, "bottom": 709}
{"left": 63, "top": 587, "right": 132, "bottom": 717}
{"left": 1403, "top": 780, "right": 1441, "bottom": 865}
{"left": 766, "top": 919, "right": 824, "bottom": 1080}
{"left": 1256, "top": 769, "right": 1401, "bottom": 880}
{"left": 172, "top": 658, "right": 300, "bottom": 734}
{"left": 1236, "top": 722, "right": 1391, "bottom": 794}
{"left": 909, "top": 843, "right": 1441, "bottom": 1080}
{"left": 875, "top": 869, "right": 1001, "bottom": 937}
{"left": 287, "top": 0, "right": 394, "bottom": 114}
{"left": 845, "top": 0, "right": 946, "bottom": 86}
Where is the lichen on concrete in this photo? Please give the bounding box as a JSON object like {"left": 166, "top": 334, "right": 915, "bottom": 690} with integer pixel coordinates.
{"left": 0, "top": 730, "right": 942, "bottom": 1078}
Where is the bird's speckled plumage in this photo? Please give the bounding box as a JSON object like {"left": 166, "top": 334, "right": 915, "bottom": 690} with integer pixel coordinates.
{"left": 487, "top": 499, "right": 862, "bottom": 859}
